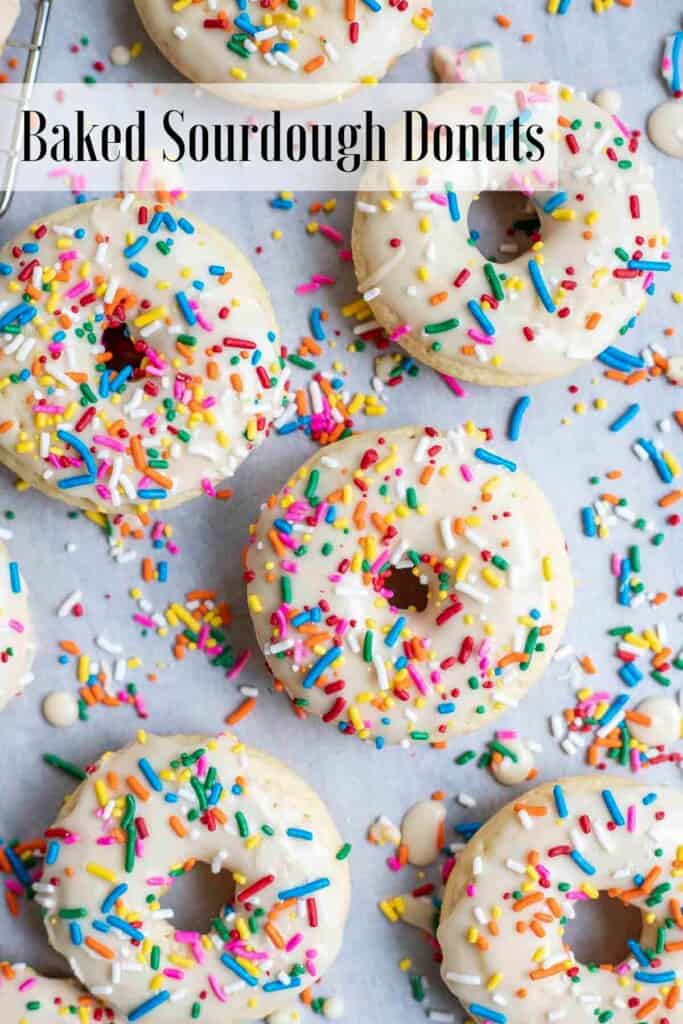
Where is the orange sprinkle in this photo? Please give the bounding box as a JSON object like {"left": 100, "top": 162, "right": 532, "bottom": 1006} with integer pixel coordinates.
{"left": 85, "top": 937, "right": 115, "bottom": 960}
{"left": 226, "top": 697, "right": 256, "bottom": 725}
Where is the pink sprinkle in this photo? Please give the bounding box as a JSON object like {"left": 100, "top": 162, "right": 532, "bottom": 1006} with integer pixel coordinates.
{"left": 208, "top": 974, "right": 227, "bottom": 1002}
{"left": 460, "top": 464, "right": 473, "bottom": 482}
{"left": 226, "top": 648, "right": 251, "bottom": 680}
{"left": 439, "top": 373, "right": 467, "bottom": 398}
{"left": 319, "top": 224, "right": 344, "bottom": 245}
{"left": 626, "top": 805, "right": 636, "bottom": 832}
{"left": 18, "top": 979, "right": 37, "bottom": 992}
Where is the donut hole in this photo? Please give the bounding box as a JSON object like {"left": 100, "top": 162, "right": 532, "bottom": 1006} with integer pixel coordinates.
{"left": 102, "top": 322, "right": 145, "bottom": 373}
{"left": 563, "top": 892, "right": 643, "bottom": 968}
{"left": 384, "top": 565, "right": 429, "bottom": 612}
{"left": 467, "top": 191, "right": 541, "bottom": 264}
{"left": 162, "top": 861, "right": 237, "bottom": 936}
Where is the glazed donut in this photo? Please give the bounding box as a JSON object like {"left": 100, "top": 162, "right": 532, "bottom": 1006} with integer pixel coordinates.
{"left": 40, "top": 733, "right": 351, "bottom": 1023}
{"left": 352, "top": 85, "right": 665, "bottom": 386}
{"left": 0, "top": 0, "right": 19, "bottom": 52}
{"left": 0, "top": 540, "right": 35, "bottom": 713}
{"left": 134, "top": 0, "right": 432, "bottom": 109}
{"left": 438, "top": 777, "right": 683, "bottom": 1024}
{"left": 0, "top": 963, "right": 119, "bottom": 1023}
{"left": 245, "top": 425, "right": 573, "bottom": 748}
{"left": 0, "top": 197, "right": 286, "bottom": 515}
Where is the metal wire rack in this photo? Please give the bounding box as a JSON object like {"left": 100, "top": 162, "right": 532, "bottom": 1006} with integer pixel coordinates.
{"left": 0, "top": 0, "right": 53, "bottom": 219}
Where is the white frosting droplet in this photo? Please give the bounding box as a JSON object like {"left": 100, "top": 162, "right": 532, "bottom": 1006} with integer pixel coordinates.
{"left": 401, "top": 799, "right": 446, "bottom": 867}
{"left": 323, "top": 995, "right": 346, "bottom": 1019}
{"left": 648, "top": 99, "right": 683, "bottom": 159}
{"left": 42, "top": 690, "right": 79, "bottom": 728}
{"left": 629, "top": 696, "right": 682, "bottom": 747}
{"left": 110, "top": 44, "right": 132, "bottom": 66}
{"left": 593, "top": 88, "right": 622, "bottom": 115}
{"left": 490, "top": 738, "right": 535, "bottom": 786}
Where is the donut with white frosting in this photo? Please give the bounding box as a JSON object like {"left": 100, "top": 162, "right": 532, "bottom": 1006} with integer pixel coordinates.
{"left": 352, "top": 85, "right": 666, "bottom": 386}
{"left": 0, "top": 197, "right": 286, "bottom": 515}
{"left": 245, "top": 425, "right": 573, "bottom": 748}
{"left": 0, "top": 0, "right": 19, "bottom": 53}
{"left": 0, "top": 540, "right": 35, "bottom": 713}
{"left": 40, "top": 733, "right": 351, "bottom": 1023}
{"left": 438, "top": 776, "right": 683, "bottom": 1024}
{"left": 0, "top": 964, "right": 119, "bottom": 1024}
{"left": 134, "top": 0, "right": 432, "bottom": 108}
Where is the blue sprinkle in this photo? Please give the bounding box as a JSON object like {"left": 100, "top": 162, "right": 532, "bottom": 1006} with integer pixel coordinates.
{"left": 138, "top": 757, "right": 163, "bottom": 791}
{"left": 528, "top": 258, "right": 556, "bottom": 314}
{"left": 107, "top": 915, "right": 145, "bottom": 940}
{"left": 553, "top": 784, "right": 569, "bottom": 819}
{"left": 175, "top": 291, "right": 196, "bottom": 326}
{"left": 570, "top": 850, "right": 597, "bottom": 875}
{"left": 474, "top": 448, "right": 517, "bottom": 472}
{"left": 602, "top": 788, "right": 625, "bottom": 827}
{"left": 542, "top": 191, "right": 568, "bottom": 214}
{"left": 128, "top": 991, "right": 172, "bottom": 1021}
{"left": 277, "top": 877, "right": 330, "bottom": 901}
{"left": 385, "top": 616, "right": 406, "bottom": 648}
{"left": 310, "top": 306, "right": 326, "bottom": 342}
{"left": 69, "top": 921, "right": 83, "bottom": 945}
{"left": 123, "top": 237, "right": 148, "bottom": 259}
{"left": 263, "top": 978, "right": 302, "bottom": 992}
{"left": 634, "top": 970, "right": 677, "bottom": 984}
{"left": 101, "top": 883, "right": 129, "bottom": 914}
{"left": 609, "top": 404, "right": 640, "bottom": 433}
{"left": 221, "top": 953, "right": 258, "bottom": 986}
{"left": 469, "top": 1005, "right": 506, "bottom": 1024}
{"left": 8, "top": 561, "right": 20, "bottom": 594}
{"left": 446, "top": 184, "right": 461, "bottom": 222}
{"left": 508, "top": 396, "right": 531, "bottom": 442}
{"left": 581, "top": 506, "right": 596, "bottom": 538}
{"left": 129, "top": 261, "right": 149, "bottom": 278}
{"left": 301, "top": 647, "right": 342, "bottom": 689}
{"left": 286, "top": 828, "right": 313, "bottom": 840}
{"left": 467, "top": 299, "right": 496, "bottom": 336}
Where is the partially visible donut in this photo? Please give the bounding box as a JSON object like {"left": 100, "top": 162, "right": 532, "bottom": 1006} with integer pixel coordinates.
{"left": 0, "top": 540, "right": 35, "bottom": 713}
{"left": 0, "top": 963, "right": 119, "bottom": 1023}
{"left": 40, "top": 733, "right": 351, "bottom": 1023}
{"left": 245, "top": 425, "right": 573, "bottom": 748}
{"left": 134, "top": 0, "right": 433, "bottom": 108}
{"left": 0, "top": 197, "right": 286, "bottom": 515}
{"left": 352, "top": 86, "right": 665, "bottom": 386}
{"left": 438, "top": 776, "right": 683, "bottom": 1024}
{"left": 0, "top": 0, "right": 19, "bottom": 53}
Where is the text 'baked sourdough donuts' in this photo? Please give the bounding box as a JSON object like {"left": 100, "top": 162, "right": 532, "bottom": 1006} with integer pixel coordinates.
{"left": 0, "top": 541, "right": 35, "bottom": 713}
{"left": 40, "top": 733, "right": 351, "bottom": 1023}
{"left": 437, "top": 777, "right": 683, "bottom": 1024}
{"left": 245, "top": 425, "right": 573, "bottom": 748}
{"left": 134, "top": 0, "right": 433, "bottom": 107}
{"left": 352, "top": 86, "right": 665, "bottom": 387}
{"left": 0, "top": 197, "right": 286, "bottom": 515}
{"left": 0, "top": 964, "right": 119, "bottom": 1023}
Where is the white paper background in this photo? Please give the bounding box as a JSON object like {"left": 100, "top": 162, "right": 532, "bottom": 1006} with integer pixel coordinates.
{"left": 0, "top": 1, "right": 681, "bottom": 1021}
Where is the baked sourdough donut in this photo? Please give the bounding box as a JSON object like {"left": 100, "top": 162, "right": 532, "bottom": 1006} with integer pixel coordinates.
{"left": 245, "top": 425, "right": 573, "bottom": 748}
{"left": 352, "top": 85, "right": 665, "bottom": 386}
{"left": 0, "top": 0, "right": 19, "bottom": 52}
{"left": 0, "top": 963, "right": 119, "bottom": 1023}
{"left": 0, "top": 197, "right": 286, "bottom": 515}
{"left": 438, "top": 777, "right": 683, "bottom": 1024}
{"left": 40, "top": 733, "right": 351, "bottom": 1023}
{"left": 0, "top": 540, "right": 35, "bottom": 713}
{"left": 134, "top": 0, "right": 432, "bottom": 108}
